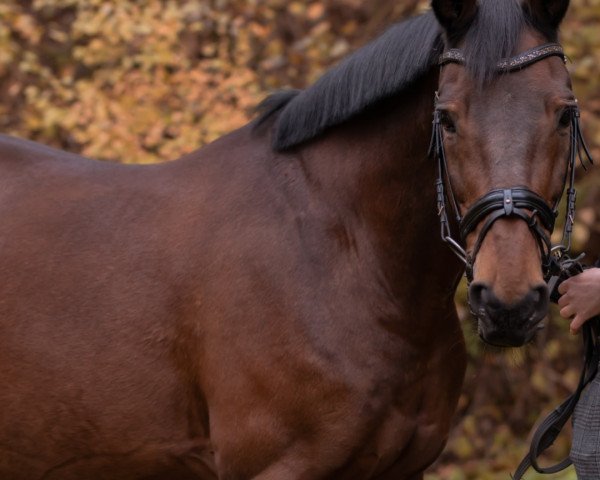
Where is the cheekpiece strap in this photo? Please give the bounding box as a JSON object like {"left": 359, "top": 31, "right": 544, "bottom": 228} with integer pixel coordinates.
{"left": 439, "top": 43, "right": 566, "bottom": 73}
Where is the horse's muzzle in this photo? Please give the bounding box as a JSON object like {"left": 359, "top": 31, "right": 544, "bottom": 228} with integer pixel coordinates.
{"left": 468, "top": 282, "right": 549, "bottom": 347}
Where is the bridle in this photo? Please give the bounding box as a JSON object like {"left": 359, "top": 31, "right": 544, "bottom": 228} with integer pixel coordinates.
{"left": 429, "top": 42, "right": 594, "bottom": 283}
{"left": 430, "top": 42, "right": 598, "bottom": 479}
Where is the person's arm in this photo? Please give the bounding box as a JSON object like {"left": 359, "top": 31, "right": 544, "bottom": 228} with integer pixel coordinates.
{"left": 558, "top": 267, "right": 600, "bottom": 334}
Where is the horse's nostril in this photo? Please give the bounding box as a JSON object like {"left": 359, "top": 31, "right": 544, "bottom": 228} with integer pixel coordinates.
{"left": 468, "top": 282, "right": 490, "bottom": 313}
{"left": 530, "top": 284, "right": 549, "bottom": 317}
{"left": 470, "top": 283, "right": 549, "bottom": 347}
{"left": 535, "top": 284, "right": 548, "bottom": 300}
{"left": 470, "top": 282, "right": 549, "bottom": 326}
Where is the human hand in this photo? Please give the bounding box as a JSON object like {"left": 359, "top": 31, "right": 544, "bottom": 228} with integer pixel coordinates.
{"left": 558, "top": 268, "right": 600, "bottom": 335}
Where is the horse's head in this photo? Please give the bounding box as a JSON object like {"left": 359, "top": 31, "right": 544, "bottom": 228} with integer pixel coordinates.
{"left": 431, "top": 0, "right": 591, "bottom": 347}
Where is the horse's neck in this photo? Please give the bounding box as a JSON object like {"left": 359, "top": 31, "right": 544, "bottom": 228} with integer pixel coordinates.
{"left": 297, "top": 72, "right": 462, "bottom": 304}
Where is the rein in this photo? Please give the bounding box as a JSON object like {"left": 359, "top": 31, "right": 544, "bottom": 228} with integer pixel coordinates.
{"left": 512, "top": 256, "right": 600, "bottom": 479}
{"left": 429, "top": 42, "right": 594, "bottom": 283}
{"left": 430, "top": 43, "right": 597, "bottom": 478}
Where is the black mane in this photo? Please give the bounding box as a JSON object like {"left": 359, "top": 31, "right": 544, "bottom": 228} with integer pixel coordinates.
{"left": 257, "top": 0, "right": 553, "bottom": 152}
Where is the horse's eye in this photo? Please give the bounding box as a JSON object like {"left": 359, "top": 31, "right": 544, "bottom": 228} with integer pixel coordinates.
{"left": 558, "top": 109, "right": 572, "bottom": 129}
{"left": 440, "top": 111, "right": 456, "bottom": 134}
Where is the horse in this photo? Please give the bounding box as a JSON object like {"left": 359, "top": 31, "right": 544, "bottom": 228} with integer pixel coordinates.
{"left": 0, "top": 0, "right": 585, "bottom": 478}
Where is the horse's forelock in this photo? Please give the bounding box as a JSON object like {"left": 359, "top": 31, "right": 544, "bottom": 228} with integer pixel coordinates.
{"left": 462, "top": 0, "right": 526, "bottom": 85}
{"left": 459, "top": 0, "right": 562, "bottom": 86}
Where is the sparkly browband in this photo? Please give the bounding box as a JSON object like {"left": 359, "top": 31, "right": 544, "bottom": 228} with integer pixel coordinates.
{"left": 439, "top": 43, "right": 567, "bottom": 73}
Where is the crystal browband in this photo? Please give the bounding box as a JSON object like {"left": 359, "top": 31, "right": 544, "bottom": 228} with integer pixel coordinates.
{"left": 438, "top": 43, "right": 567, "bottom": 73}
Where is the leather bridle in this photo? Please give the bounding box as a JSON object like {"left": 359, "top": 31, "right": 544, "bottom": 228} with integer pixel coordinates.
{"left": 429, "top": 43, "right": 594, "bottom": 283}
{"left": 430, "top": 42, "right": 597, "bottom": 480}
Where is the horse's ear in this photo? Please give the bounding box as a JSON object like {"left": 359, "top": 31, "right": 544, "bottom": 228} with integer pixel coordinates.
{"left": 526, "top": 0, "right": 570, "bottom": 30}
{"left": 431, "top": 0, "right": 478, "bottom": 35}
{"left": 526, "top": 0, "right": 569, "bottom": 30}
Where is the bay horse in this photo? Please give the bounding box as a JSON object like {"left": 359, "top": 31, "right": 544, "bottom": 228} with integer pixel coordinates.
{"left": 0, "top": 0, "right": 584, "bottom": 478}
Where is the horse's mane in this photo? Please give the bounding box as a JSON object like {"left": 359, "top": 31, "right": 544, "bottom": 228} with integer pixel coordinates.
{"left": 257, "top": 1, "right": 546, "bottom": 152}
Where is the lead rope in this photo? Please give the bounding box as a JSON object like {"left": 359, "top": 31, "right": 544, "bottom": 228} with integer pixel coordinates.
{"left": 512, "top": 257, "right": 600, "bottom": 479}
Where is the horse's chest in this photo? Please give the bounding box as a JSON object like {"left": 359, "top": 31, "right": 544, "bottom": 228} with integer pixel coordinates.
{"left": 338, "top": 387, "right": 452, "bottom": 479}
{"left": 205, "top": 306, "right": 466, "bottom": 479}
{"left": 330, "top": 341, "right": 465, "bottom": 478}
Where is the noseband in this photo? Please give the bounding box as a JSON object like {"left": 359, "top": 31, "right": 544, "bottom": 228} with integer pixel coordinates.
{"left": 429, "top": 43, "right": 594, "bottom": 283}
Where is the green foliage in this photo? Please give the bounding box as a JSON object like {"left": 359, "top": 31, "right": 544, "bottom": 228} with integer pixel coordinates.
{"left": 1, "top": 1, "right": 599, "bottom": 478}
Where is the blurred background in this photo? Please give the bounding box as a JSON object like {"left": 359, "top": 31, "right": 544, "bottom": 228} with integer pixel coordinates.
{"left": 0, "top": 1, "right": 599, "bottom": 478}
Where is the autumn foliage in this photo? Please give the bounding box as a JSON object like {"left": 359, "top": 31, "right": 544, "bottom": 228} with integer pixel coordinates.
{"left": 0, "top": 0, "right": 423, "bottom": 162}
{"left": 1, "top": 1, "right": 599, "bottom": 479}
